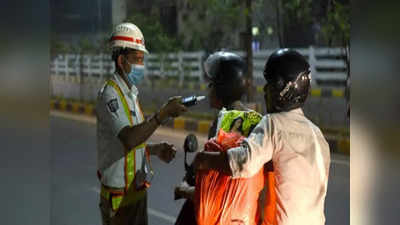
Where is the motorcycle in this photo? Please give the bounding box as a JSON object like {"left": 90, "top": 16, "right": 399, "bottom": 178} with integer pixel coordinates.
{"left": 174, "top": 133, "right": 199, "bottom": 225}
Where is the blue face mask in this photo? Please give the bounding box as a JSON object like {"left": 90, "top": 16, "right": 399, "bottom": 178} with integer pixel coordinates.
{"left": 123, "top": 59, "right": 145, "bottom": 86}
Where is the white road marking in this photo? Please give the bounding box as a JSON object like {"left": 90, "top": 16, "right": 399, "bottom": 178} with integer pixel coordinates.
{"left": 89, "top": 186, "right": 176, "bottom": 224}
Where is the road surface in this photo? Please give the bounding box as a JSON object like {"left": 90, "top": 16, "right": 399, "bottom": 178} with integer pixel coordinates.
{"left": 50, "top": 111, "right": 349, "bottom": 225}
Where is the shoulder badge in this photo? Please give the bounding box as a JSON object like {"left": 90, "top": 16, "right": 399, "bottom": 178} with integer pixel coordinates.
{"left": 107, "top": 98, "right": 119, "bottom": 113}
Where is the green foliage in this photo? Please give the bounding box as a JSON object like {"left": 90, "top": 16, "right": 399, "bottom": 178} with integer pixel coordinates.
{"left": 124, "top": 11, "right": 181, "bottom": 53}
{"left": 321, "top": 0, "right": 350, "bottom": 46}
{"left": 282, "top": 0, "right": 313, "bottom": 26}
{"left": 78, "top": 38, "right": 96, "bottom": 54}
{"left": 51, "top": 36, "right": 110, "bottom": 57}
{"left": 270, "top": 0, "right": 349, "bottom": 47}
{"left": 181, "top": 0, "right": 246, "bottom": 51}
{"left": 50, "top": 39, "right": 69, "bottom": 56}
{"left": 96, "top": 36, "right": 113, "bottom": 54}
{"left": 320, "top": 0, "right": 350, "bottom": 79}
{"left": 50, "top": 35, "right": 74, "bottom": 58}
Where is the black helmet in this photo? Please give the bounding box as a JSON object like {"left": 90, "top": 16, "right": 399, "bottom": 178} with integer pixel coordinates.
{"left": 263, "top": 48, "right": 311, "bottom": 112}
{"left": 204, "top": 51, "right": 247, "bottom": 105}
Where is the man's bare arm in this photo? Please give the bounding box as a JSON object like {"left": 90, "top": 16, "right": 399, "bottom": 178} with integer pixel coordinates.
{"left": 193, "top": 151, "right": 232, "bottom": 176}
{"left": 118, "top": 96, "right": 187, "bottom": 150}
{"left": 118, "top": 114, "right": 160, "bottom": 150}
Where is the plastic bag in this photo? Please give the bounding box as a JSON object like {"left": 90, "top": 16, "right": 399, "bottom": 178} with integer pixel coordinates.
{"left": 195, "top": 129, "right": 266, "bottom": 225}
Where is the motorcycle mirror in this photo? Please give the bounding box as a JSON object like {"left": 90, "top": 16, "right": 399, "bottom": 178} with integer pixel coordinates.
{"left": 184, "top": 134, "right": 198, "bottom": 153}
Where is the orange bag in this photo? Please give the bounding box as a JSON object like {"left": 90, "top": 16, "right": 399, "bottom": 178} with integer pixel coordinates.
{"left": 195, "top": 129, "right": 267, "bottom": 225}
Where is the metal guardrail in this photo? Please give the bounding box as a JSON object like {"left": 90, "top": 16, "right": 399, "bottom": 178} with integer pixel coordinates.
{"left": 50, "top": 46, "right": 348, "bottom": 87}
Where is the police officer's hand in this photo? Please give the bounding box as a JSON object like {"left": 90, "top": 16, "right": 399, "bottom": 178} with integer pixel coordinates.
{"left": 159, "top": 96, "right": 187, "bottom": 121}
{"left": 155, "top": 141, "right": 177, "bottom": 163}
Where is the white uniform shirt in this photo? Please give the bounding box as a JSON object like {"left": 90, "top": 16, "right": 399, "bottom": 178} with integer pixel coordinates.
{"left": 227, "top": 108, "right": 331, "bottom": 225}
{"left": 96, "top": 73, "right": 145, "bottom": 188}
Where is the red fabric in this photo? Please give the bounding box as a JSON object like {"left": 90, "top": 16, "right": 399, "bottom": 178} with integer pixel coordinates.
{"left": 195, "top": 130, "right": 266, "bottom": 225}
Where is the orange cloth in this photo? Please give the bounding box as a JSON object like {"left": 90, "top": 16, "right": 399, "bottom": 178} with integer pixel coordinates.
{"left": 262, "top": 170, "right": 277, "bottom": 225}
{"left": 195, "top": 130, "right": 276, "bottom": 225}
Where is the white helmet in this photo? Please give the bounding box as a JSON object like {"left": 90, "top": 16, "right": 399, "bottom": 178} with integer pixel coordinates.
{"left": 110, "top": 22, "right": 149, "bottom": 54}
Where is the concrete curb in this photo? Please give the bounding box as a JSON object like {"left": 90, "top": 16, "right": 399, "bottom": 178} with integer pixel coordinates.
{"left": 50, "top": 99, "right": 349, "bottom": 155}
{"left": 50, "top": 99, "right": 96, "bottom": 116}
{"left": 163, "top": 116, "right": 212, "bottom": 135}
{"left": 326, "top": 136, "right": 350, "bottom": 155}
{"left": 307, "top": 88, "right": 345, "bottom": 98}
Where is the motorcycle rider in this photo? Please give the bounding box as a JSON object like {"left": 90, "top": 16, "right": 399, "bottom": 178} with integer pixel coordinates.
{"left": 193, "top": 49, "right": 331, "bottom": 225}
{"left": 174, "top": 51, "right": 274, "bottom": 225}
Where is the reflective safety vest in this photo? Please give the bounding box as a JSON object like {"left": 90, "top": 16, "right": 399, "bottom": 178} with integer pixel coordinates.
{"left": 99, "top": 79, "right": 153, "bottom": 211}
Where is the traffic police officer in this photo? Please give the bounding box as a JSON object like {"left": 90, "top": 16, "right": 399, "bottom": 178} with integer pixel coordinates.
{"left": 96, "top": 22, "right": 187, "bottom": 225}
